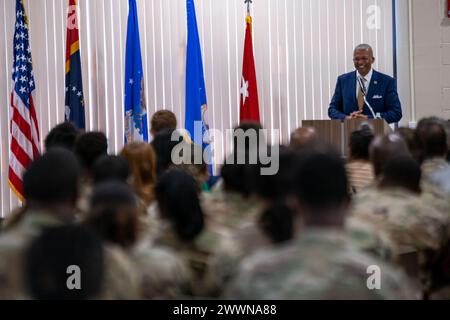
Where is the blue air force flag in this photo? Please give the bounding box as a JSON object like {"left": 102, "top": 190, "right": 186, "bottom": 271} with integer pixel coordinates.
{"left": 124, "top": 0, "right": 148, "bottom": 143}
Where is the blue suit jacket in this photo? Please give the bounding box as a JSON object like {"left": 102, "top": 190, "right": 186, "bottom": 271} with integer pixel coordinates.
{"left": 328, "top": 70, "right": 402, "bottom": 124}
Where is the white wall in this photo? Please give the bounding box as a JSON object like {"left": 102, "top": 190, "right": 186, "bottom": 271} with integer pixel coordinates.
{"left": 407, "top": 0, "right": 450, "bottom": 122}
{"left": 0, "top": 0, "right": 395, "bottom": 217}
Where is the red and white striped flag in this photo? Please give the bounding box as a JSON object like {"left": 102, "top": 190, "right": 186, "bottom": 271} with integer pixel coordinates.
{"left": 8, "top": 0, "right": 40, "bottom": 201}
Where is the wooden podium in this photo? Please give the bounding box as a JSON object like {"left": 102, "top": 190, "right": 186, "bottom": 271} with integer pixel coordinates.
{"left": 302, "top": 119, "right": 392, "bottom": 157}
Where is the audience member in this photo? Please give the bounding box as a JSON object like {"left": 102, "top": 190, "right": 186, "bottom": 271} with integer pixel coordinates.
{"left": 44, "top": 122, "right": 79, "bottom": 151}
{"left": 120, "top": 142, "right": 157, "bottom": 208}
{"left": 24, "top": 225, "right": 104, "bottom": 300}
{"left": 150, "top": 110, "right": 177, "bottom": 137}
{"left": 92, "top": 155, "right": 130, "bottom": 185}
{"left": 225, "top": 150, "right": 417, "bottom": 299}
{"left": 0, "top": 148, "right": 81, "bottom": 299}
{"left": 346, "top": 128, "right": 375, "bottom": 193}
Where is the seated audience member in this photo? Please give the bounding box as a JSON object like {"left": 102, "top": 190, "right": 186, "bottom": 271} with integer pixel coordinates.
{"left": 44, "top": 122, "right": 80, "bottom": 151}
{"left": 92, "top": 155, "right": 130, "bottom": 185}
{"left": 0, "top": 148, "right": 81, "bottom": 299}
{"left": 396, "top": 127, "right": 421, "bottom": 162}
{"left": 369, "top": 133, "right": 410, "bottom": 179}
{"left": 85, "top": 181, "right": 190, "bottom": 299}
{"left": 225, "top": 150, "right": 417, "bottom": 299}
{"left": 74, "top": 131, "right": 108, "bottom": 214}
{"left": 172, "top": 142, "right": 209, "bottom": 191}
{"left": 350, "top": 154, "right": 449, "bottom": 296}
{"left": 74, "top": 131, "right": 108, "bottom": 173}
{"left": 150, "top": 109, "right": 177, "bottom": 137}
{"left": 257, "top": 146, "right": 304, "bottom": 244}
{"left": 154, "top": 169, "right": 236, "bottom": 297}
{"left": 415, "top": 118, "right": 449, "bottom": 177}
{"left": 151, "top": 128, "right": 184, "bottom": 177}
{"left": 120, "top": 142, "right": 157, "bottom": 209}
{"left": 203, "top": 121, "right": 267, "bottom": 229}
{"left": 289, "top": 126, "right": 318, "bottom": 150}
{"left": 346, "top": 127, "right": 375, "bottom": 193}
{"left": 207, "top": 147, "right": 298, "bottom": 293}
{"left": 24, "top": 225, "right": 104, "bottom": 300}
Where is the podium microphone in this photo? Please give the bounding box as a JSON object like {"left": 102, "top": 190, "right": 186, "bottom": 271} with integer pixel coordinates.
{"left": 358, "top": 77, "right": 379, "bottom": 119}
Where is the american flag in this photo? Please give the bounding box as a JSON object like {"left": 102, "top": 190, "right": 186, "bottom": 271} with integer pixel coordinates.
{"left": 8, "top": 0, "right": 40, "bottom": 201}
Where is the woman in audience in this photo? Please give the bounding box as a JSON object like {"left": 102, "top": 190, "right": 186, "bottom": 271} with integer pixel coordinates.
{"left": 154, "top": 169, "right": 238, "bottom": 297}
{"left": 120, "top": 142, "right": 158, "bottom": 210}
{"left": 84, "top": 181, "right": 191, "bottom": 299}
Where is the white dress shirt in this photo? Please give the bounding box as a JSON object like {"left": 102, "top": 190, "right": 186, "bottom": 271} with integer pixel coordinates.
{"left": 355, "top": 68, "right": 373, "bottom": 99}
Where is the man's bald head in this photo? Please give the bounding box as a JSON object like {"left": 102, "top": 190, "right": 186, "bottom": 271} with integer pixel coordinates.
{"left": 369, "top": 133, "right": 410, "bottom": 177}
{"left": 290, "top": 127, "right": 318, "bottom": 149}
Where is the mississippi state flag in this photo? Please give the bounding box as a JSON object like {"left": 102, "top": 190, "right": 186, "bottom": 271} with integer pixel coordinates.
{"left": 65, "top": 0, "right": 85, "bottom": 129}
{"left": 239, "top": 15, "right": 260, "bottom": 122}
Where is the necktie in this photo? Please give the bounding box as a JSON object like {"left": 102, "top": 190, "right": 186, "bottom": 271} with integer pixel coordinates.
{"left": 358, "top": 77, "right": 366, "bottom": 112}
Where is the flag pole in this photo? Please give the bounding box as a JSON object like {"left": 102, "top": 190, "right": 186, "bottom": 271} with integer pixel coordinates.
{"left": 245, "top": 0, "right": 253, "bottom": 33}
{"left": 245, "top": 0, "right": 252, "bottom": 16}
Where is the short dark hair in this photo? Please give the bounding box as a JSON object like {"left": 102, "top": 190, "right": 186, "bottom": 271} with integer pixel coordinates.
{"left": 256, "top": 146, "right": 296, "bottom": 200}
{"left": 150, "top": 110, "right": 177, "bottom": 135}
{"left": 221, "top": 122, "right": 268, "bottom": 196}
{"left": 395, "top": 127, "right": 421, "bottom": 162}
{"left": 24, "top": 225, "right": 104, "bottom": 300}
{"left": 44, "top": 122, "right": 79, "bottom": 151}
{"left": 74, "top": 132, "right": 108, "bottom": 170}
{"left": 86, "top": 182, "right": 139, "bottom": 248}
{"left": 92, "top": 155, "right": 130, "bottom": 185}
{"left": 155, "top": 169, "right": 204, "bottom": 241}
{"left": 349, "top": 128, "right": 374, "bottom": 160}
{"left": 294, "top": 150, "right": 350, "bottom": 211}
{"left": 415, "top": 118, "right": 448, "bottom": 159}
{"left": 23, "top": 148, "right": 80, "bottom": 205}
{"left": 259, "top": 199, "right": 294, "bottom": 244}
{"left": 379, "top": 156, "right": 421, "bottom": 193}
{"left": 151, "top": 128, "right": 184, "bottom": 177}
{"left": 233, "top": 121, "right": 265, "bottom": 153}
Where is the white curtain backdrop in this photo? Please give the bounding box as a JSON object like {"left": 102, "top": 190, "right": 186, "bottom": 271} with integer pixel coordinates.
{"left": 0, "top": 0, "right": 394, "bottom": 217}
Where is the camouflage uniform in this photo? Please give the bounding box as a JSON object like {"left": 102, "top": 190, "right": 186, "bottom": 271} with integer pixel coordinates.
{"left": 224, "top": 229, "right": 418, "bottom": 299}
{"left": 131, "top": 243, "right": 192, "bottom": 299}
{"left": 202, "top": 190, "right": 263, "bottom": 229}
{"left": 153, "top": 220, "right": 239, "bottom": 298}
{"left": 429, "top": 167, "right": 450, "bottom": 195}
{"left": 421, "top": 158, "right": 450, "bottom": 181}
{"left": 350, "top": 187, "right": 449, "bottom": 254}
{"left": 100, "top": 244, "right": 140, "bottom": 299}
{"left": 349, "top": 187, "right": 450, "bottom": 293}
{"left": 207, "top": 219, "right": 274, "bottom": 297}
{"left": 0, "top": 210, "right": 140, "bottom": 300}
{"left": 0, "top": 211, "right": 62, "bottom": 299}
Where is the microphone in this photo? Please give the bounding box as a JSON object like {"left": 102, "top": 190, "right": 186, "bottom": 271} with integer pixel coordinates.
{"left": 357, "top": 77, "right": 379, "bottom": 119}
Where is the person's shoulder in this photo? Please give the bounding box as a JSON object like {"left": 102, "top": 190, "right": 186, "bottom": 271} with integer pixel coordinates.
{"left": 338, "top": 71, "right": 355, "bottom": 81}
{"left": 373, "top": 70, "right": 395, "bottom": 83}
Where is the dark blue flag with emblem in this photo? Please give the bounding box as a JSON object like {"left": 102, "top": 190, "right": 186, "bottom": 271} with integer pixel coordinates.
{"left": 64, "top": 0, "right": 85, "bottom": 129}
{"left": 124, "top": 0, "right": 148, "bottom": 143}
{"left": 185, "top": 0, "right": 212, "bottom": 174}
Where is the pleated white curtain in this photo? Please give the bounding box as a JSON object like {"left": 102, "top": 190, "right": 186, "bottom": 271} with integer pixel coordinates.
{"left": 0, "top": 0, "right": 394, "bottom": 217}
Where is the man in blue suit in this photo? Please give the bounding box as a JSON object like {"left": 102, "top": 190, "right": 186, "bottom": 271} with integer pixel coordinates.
{"left": 328, "top": 44, "right": 402, "bottom": 124}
